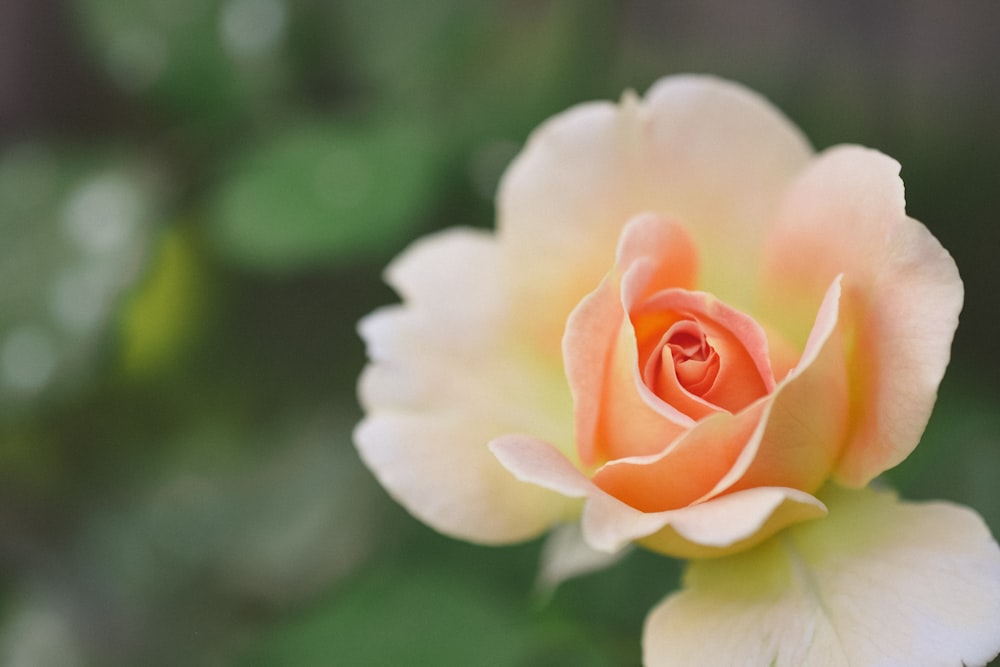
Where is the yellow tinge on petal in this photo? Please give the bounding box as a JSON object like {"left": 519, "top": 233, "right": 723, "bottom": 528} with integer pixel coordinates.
{"left": 643, "top": 485, "right": 1000, "bottom": 667}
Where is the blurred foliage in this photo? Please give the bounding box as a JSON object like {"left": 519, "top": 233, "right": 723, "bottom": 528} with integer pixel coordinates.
{"left": 0, "top": 1, "right": 997, "bottom": 665}
{"left": 208, "top": 116, "right": 440, "bottom": 272}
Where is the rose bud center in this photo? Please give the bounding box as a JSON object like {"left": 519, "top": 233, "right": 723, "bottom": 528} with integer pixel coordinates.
{"left": 648, "top": 321, "right": 721, "bottom": 398}
{"left": 630, "top": 290, "right": 775, "bottom": 421}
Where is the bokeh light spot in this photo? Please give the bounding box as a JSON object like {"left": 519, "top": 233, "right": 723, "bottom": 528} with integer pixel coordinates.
{"left": 0, "top": 602, "right": 83, "bottom": 667}
{"left": 62, "top": 172, "right": 143, "bottom": 255}
{"left": 219, "top": 0, "right": 286, "bottom": 62}
{"left": 1, "top": 325, "right": 58, "bottom": 393}
{"left": 49, "top": 264, "right": 113, "bottom": 335}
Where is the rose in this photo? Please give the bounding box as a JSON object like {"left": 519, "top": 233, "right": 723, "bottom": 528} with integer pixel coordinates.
{"left": 356, "top": 75, "right": 962, "bottom": 559}
{"left": 356, "top": 75, "right": 1000, "bottom": 665}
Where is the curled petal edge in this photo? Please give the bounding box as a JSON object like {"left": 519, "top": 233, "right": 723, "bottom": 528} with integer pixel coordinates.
{"left": 489, "top": 434, "right": 827, "bottom": 559}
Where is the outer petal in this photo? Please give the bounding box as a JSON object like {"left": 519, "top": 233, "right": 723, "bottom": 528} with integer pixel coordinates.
{"left": 356, "top": 229, "right": 578, "bottom": 544}
{"left": 762, "top": 146, "right": 963, "bottom": 485}
{"left": 643, "top": 485, "right": 1000, "bottom": 667}
{"left": 498, "top": 75, "right": 813, "bottom": 354}
{"left": 489, "top": 435, "right": 826, "bottom": 558}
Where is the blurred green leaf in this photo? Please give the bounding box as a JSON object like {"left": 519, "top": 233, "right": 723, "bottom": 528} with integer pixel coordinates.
{"left": 208, "top": 117, "right": 440, "bottom": 272}
{"left": 240, "top": 561, "right": 621, "bottom": 667}
{"left": 242, "top": 567, "right": 531, "bottom": 666}
{"left": 331, "top": 0, "right": 615, "bottom": 205}
{"left": 117, "top": 224, "right": 209, "bottom": 378}
{"left": 333, "top": 0, "right": 483, "bottom": 105}
{"left": 72, "top": 0, "right": 291, "bottom": 123}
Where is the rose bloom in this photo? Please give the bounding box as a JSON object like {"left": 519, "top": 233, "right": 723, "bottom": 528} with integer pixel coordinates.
{"left": 356, "top": 76, "right": 1000, "bottom": 665}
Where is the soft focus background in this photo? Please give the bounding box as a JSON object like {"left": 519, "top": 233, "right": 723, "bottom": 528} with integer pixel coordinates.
{"left": 1, "top": 1, "right": 998, "bottom": 665}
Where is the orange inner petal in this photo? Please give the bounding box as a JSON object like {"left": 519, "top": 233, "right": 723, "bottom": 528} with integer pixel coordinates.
{"left": 631, "top": 289, "right": 774, "bottom": 419}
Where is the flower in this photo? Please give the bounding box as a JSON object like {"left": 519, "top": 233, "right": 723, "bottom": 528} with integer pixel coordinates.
{"left": 356, "top": 75, "right": 1000, "bottom": 665}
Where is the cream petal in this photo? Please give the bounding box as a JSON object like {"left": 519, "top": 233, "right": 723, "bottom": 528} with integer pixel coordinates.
{"left": 643, "top": 485, "right": 1000, "bottom": 667}
{"left": 498, "top": 75, "right": 813, "bottom": 354}
{"left": 383, "top": 227, "right": 505, "bottom": 333}
{"left": 356, "top": 229, "right": 578, "bottom": 543}
{"left": 535, "top": 522, "right": 630, "bottom": 596}
{"left": 637, "top": 486, "right": 827, "bottom": 559}
{"left": 488, "top": 433, "right": 594, "bottom": 499}
{"left": 490, "top": 435, "right": 826, "bottom": 557}
{"left": 762, "top": 146, "right": 963, "bottom": 485}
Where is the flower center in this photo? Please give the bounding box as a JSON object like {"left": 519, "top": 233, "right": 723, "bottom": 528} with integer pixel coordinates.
{"left": 630, "top": 289, "right": 775, "bottom": 419}
{"left": 659, "top": 320, "right": 721, "bottom": 395}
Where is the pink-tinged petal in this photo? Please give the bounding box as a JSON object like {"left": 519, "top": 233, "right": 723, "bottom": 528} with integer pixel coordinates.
{"left": 567, "top": 220, "right": 774, "bottom": 468}
{"left": 563, "top": 277, "right": 692, "bottom": 468}
{"left": 498, "top": 75, "right": 813, "bottom": 354}
{"left": 598, "top": 278, "right": 840, "bottom": 522}
{"left": 562, "top": 277, "right": 625, "bottom": 468}
{"left": 643, "top": 485, "right": 1000, "bottom": 667}
{"left": 628, "top": 289, "right": 775, "bottom": 413}
{"left": 718, "top": 277, "right": 848, "bottom": 497}
{"left": 762, "top": 146, "right": 963, "bottom": 485}
{"left": 490, "top": 436, "right": 826, "bottom": 558}
{"left": 579, "top": 281, "right": 789, "bottom": 511}
{"left": 356, "top": 229, "right": 578, "bottom": 544}
{"left": 591, "top": 406, "right": 765, "bottom": 512}
{"left": 614, "top": 213, "right": 699, "bottom": 302}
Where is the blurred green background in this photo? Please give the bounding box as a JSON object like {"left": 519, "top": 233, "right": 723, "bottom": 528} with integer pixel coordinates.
{"left": 0, "top": 1, "right": 997, "bottom": 665}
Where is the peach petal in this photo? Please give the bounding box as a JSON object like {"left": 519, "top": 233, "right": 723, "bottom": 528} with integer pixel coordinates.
{"left": 763, "top": 146, "right": 963, "bottom": 484}
{"left": 563, "top": 276, "right": 695, "bottom": 467}
{"left": 498, "top": 76, "right": 813, "bottom": 355}
{"left": 614, "top": 212, "right": 699, "bottom": 301}
{"left": 709, "top": 277, "right": 847, "bottom": 498}
{"left": 562, "top": 276, "right": 624, "bottom": 467}
{"left": 561, "top": 213, "right": 700, "bottom": 465}
{"left": 590, "top": 278, "right": 841, "bottom": 522}
{"left": 629, "top": 289, "right": 775, "bottom": 413}
{"left": 490, "top": 435, "right": 827, "bottom": 557}
{"left": 633, "top": 315, "right": 722, "bottom": 422}
{"left": 591, "top": 405, "right": 766, "bottom": 512}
